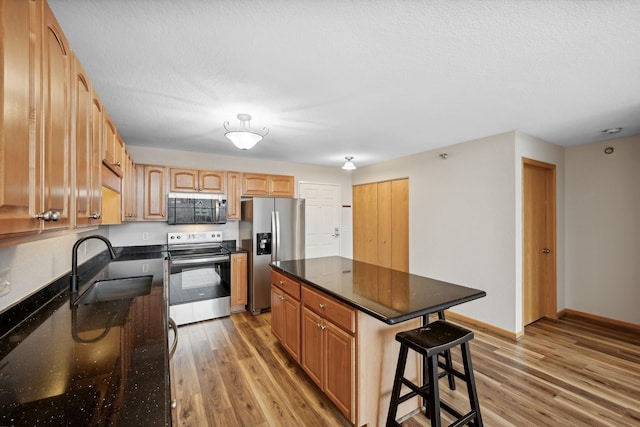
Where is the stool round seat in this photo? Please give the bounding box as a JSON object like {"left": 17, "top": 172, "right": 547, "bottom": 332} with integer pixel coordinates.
{"left": 396, "top": 321, "right": 474, "bottom": 358}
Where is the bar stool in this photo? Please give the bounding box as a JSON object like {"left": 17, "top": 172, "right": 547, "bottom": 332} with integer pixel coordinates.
{"left": 386, "top": 320, "right": 483, "bottom": 427}
{"left": 436, "top": 310, "right": 456, "bottom": 390}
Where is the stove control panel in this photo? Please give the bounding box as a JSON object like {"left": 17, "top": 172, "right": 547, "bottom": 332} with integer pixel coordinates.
{"left": 168, "top": 231, "right": 223, "bottom": 244}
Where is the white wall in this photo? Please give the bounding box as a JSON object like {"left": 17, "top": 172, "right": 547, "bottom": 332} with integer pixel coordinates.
{"left": 0, "top": 228, "right": 110, "bottom": 310}
{"left": 565, "top": 135, "right": 640, "bottom": 324}
{"left": 353, "top": 132, "right": 519, "bottom": 332}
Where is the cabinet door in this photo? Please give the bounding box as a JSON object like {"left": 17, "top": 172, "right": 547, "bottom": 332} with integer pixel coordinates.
{"left": 169, "top": 168, "right": 198, "bottom": 192}
{"left": 377, "top": 181, "right": 392, "bottom": 268}
{"left": 0, "top": 0, "right": 40, "bottom": 237}
{"left": 271, "top": 286, "right": 285, "bottom": 343}
{"left": 352, "top": 183, "right": 378, "bottom": 264}
{"left": 72, "top": 55, "right": 93, "bottom": 228}
{"left": 226, "top": 171, "right": 241, "bottom": 220}
{"left": 301, "top": 307, "right": 323, "bottom": 387}
{"left": 142, "top": 165, "right": 167, "bottom": 220}
{"left": 391, "top": 179, "right": 409, "bottom": 272}
{"left": 199, "top": 170, "right": 225, "bottom": 193}
{"left": 324, "top": 320, "right": 355, "bottom": 422}
{"left": 89, "top": 91, "right": 103, "bottom": 224}
{"left": 231, "top": 253, "right": 247, "bottom": 306}
{"left": 40, "top": 3, "right": 71, "bottom": 231}
{"left": 283, "top": 295, "right": 301, "bottom": 362}
{"left": 269, "top": 175, "right": 294, "bottom": 197}
{"left": 242, "top": 173, "right": 269, "bottom": 196}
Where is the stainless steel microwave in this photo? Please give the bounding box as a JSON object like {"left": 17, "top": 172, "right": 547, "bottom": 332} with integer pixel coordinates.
{"left": 167, "top": 193, "right": 227, "bottom": 224}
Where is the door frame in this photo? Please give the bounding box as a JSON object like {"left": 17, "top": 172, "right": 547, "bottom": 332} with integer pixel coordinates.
{"left": 522, "top": 157, "right": 557, "bottom": 325}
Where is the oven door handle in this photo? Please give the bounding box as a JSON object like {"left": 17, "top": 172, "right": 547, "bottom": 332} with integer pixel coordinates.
{"left": 170, "top": 255, "right": 230, "bottom": 265}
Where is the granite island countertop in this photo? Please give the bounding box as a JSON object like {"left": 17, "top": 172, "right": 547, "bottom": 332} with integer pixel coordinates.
{"left": 270, "top": 256, "right": 486, "bottom": 324}
{"left": 0, "top": 246, "right": 171, "bottom": 426}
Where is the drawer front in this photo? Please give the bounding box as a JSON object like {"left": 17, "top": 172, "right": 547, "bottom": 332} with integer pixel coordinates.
{"left": 301, "top": 285, "right": 356, "bottom": 334}
{"left": 271, "top": 270, "right": 301, "bottom": 300}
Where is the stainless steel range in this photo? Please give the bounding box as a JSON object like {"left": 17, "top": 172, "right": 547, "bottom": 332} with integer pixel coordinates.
{"left": 167, "top": 231, "right": 231, "bottom": 326}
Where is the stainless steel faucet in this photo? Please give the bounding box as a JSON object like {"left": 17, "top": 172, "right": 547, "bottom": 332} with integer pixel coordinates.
{"left": 70, "top": 235, "right": 117, "bottom": 294}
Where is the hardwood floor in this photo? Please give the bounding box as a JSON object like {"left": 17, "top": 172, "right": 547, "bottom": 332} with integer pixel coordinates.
{"left": 170, "top": 312, "right": 640, "bottom": 426}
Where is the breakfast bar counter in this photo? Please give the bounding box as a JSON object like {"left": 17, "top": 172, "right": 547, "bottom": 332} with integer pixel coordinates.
{"left": 269, "top": 256, "right": 486, "bottom": 426}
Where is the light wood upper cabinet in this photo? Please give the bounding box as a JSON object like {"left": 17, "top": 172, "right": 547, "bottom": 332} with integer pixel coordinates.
{"left": 231, "top": 252, "right": 247, "bottom": 307}
{"left": 137, "top": 164, "right": 168, "bottom": 221}
{"left": 169, "top": 168, "right": 226, "bottom": 193}
{"left": 226, "top": 171, "right": 241, "bottom": 220}
{"left": 0, "top": 0, "right": 41, "bottom": 237}
{"left": 71, "top": 54, "right": 101, "bottom": 228}
{"left": 242, "top": 173, "right": 294, "bottom": 197}
{"left": 39, "top": 1, "right": 71, "bottom": 232}
{"left": 122, "top": 150, "right": 136, "bottom": 221}
{"left": 102, "top": 111, "right": 123, "bottom": 176}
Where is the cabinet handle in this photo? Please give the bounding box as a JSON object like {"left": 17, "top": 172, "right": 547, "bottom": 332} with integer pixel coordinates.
{"left": 114, "top": 161, "right": 122, "bottom": 167}
{"left": 279, "top": 280, "right": 284, "bottom": 285}
{"left": 279, "top": 295, "right": 285, "bottom": 301}
{"left": 319, "top": 303, "right": 325, "bottom": 309}
{"left": 90, "top": 212, "right": 101, "bottom": 220}
{"left": 320, "top": 324, "right": 326, "bottom": 330}
{"left": 35, "top": 210, "right": 60, "bottom": 221}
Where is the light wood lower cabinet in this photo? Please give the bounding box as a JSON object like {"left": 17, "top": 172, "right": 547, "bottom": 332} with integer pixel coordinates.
{"left": 301, "top": 285, "right": 356, "bottom": 423}
{"left": 231, "top": 252, "right": 247, "bottom": 307}
{"left": 270, "top": 270, "right": 301, "bottom": 362}
{"left": 270, "top": 268, "right": 421, "bottom": 426}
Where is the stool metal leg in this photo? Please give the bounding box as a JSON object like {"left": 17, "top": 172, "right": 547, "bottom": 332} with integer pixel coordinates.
{"left": 427, "top": 354, "right": 441, "bottom": 427}
{"left": 461, "top": 342, "right": 483, "bottom": 427}
{"left": 387, "top": 344, "right": 409, "bottom": 427}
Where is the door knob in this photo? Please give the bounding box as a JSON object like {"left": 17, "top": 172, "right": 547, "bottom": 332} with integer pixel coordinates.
{"left": 542, "top": 248, "right": 550, "bottom": 254}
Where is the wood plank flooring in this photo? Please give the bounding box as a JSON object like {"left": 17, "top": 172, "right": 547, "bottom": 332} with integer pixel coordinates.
{"left": 170, "top": 312, "right": 640, "bottom": 426}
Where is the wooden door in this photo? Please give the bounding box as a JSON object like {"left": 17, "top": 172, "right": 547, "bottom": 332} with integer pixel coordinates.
{"left": 142, "top": 165, "right": 167, "bottom": 220}
{"left": 231, "top": 253, "right": 247, "bottom": 306}
{"left": 324, "top": 321, "right": 355, "bottom": 422}
{"left": 226, "top": 171, "right": 241, "bottom": 220}
{"left": 90, "top": 91, "right": 103, "bottom": 223}
{"left": 269, "top": 175, "right": 294, "bottom": 197}
{"left": 270, "top": 286, "right": 284, "bottom": 342}
{"left": 377, "top": 181, "right": 392, "bottom": 268}
{"left": 40, "top": 3, "right": 71, "bottom": 231}
{"left": 352, "top": 183, "right": 378, "bottom": 264}
{"left": 72, "top": 55, "right": 92, "bottom": 228}
{"left": 199, "top": 170, "right": 225, "bottom": 193}
{"left": 170, "top": 168, "right": 198, "bottom": 192}
{"left": 391, "top": 179, "right": 409, "bottom": 272}
{"left": 299, "top": 182, "right": 341, "bottom": 258}
{"left": 523, "top": 158, "right": 556, "bottom": 325}
{"left": 283, "top": 295, "right": 301, "bottom": 361}
{"left": 301, "top": 307, "right": 323, "bottom": 387}
{"left": 0, "top": 0, "right": 40, "bottom": 237}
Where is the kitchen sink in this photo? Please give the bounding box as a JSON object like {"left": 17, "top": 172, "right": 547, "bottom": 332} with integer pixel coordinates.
{"left": 74, "top": 275, "right": 153, "bottom": 305}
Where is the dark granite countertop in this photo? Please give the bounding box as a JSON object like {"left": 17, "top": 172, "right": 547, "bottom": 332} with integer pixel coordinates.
{"left": 0, "top": 245, "right": 171, "bottom": 426}
{"left": 270, "top": 256, "right": 486, "bottom": 324}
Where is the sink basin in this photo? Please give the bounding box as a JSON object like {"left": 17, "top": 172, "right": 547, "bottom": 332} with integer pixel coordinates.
{"left": 75, "top": 275, "right": 153, "bottom": 305}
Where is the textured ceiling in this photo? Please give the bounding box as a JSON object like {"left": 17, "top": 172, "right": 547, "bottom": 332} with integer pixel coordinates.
{"left": 48, "top": 0, "right": 640, "bottom": 168}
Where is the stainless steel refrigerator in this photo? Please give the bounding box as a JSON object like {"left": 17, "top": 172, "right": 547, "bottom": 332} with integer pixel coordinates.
{"left": 240, "top": 198, "right": 305, "bottom": 315}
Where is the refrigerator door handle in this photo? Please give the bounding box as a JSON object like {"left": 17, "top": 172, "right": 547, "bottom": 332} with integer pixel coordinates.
{"left": 271, "top": 211, "right": 276, "bottom": 263}
{"left": 274, "top": 210, "right": 281, "bottom": 261}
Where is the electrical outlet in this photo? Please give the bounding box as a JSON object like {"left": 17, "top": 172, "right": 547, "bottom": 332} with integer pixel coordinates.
{"left": 142, "top": 232, "right": 149, "bottom": 241}
{"left": 142, "top": 263, "right": 149, "bottom": 273}
{"left": 0, "top": 268, "right": 11, "bottom": 297}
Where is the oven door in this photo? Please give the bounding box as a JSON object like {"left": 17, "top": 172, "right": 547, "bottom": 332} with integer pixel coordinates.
{"left": 168, "top": 253, "right": 231, "bottom": 325}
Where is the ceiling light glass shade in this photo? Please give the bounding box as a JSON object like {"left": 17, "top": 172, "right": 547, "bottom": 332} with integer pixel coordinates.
{"left": 223, "top": 113, "right": 269, "bottom": 150}
{"left": 342, "top": 156, "right": 356, "bottom": 170}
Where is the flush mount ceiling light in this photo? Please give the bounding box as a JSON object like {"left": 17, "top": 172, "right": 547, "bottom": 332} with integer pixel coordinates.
{"left": 223, "top": 113, "right": 269, "bottom": 150}
{"left": 601, "top": 127, "right": 622, "bottom": 135}
{"left": 342, "top": 156, "right": 356, "bottom": 170}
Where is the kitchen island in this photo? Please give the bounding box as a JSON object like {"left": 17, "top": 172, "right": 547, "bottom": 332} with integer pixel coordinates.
{"left": 270, "top": 256, "right": 486, "bottom": 426}
{"left": 0, "top": 246, "right": 170, "bottom": 426}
